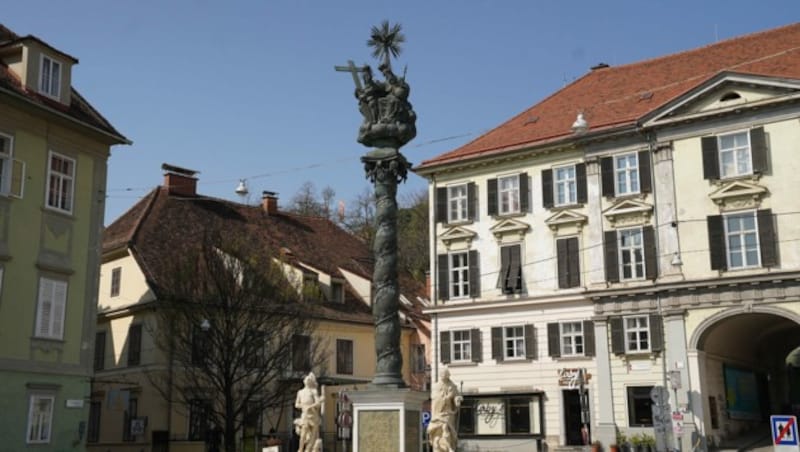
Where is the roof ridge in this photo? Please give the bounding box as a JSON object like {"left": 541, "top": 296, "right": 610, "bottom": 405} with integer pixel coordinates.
{"left": 604, "top": 22, "right": 800, "bottom": 72}
{"left": 123, "top": 187, "right": 160, "bottom": 247}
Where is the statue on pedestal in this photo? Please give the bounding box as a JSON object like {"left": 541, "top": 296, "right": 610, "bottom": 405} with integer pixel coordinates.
{"left": 427, "top": 368, "right": 463, "bottom": 452}
{"left": 294, "top": 372, "right": 324, "bottom": 452}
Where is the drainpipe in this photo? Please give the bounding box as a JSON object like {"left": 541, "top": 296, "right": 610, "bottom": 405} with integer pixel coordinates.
{"left": 431, "top": 173, "right": 439, "bottom": 383}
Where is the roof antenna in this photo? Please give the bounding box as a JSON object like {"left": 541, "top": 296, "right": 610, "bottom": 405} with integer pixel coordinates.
{"left": 714, "top": 24, "right": 719, "bottom": 42}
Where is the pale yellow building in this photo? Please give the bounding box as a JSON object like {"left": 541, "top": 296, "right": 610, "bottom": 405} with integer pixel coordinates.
{"left": 89, "top": 164, "right": 429, "bottom": 452}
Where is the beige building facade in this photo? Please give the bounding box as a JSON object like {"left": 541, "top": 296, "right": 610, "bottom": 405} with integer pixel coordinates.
{"left": 416, "top": 23, "right": 800, "bottom": 452}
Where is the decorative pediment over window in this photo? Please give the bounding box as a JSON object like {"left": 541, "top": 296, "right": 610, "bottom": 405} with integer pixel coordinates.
{"left": 545, "top": 209, "right": 588, "bottom": 233}
{"left": 438, "top": 225, "right": 477, "bottom": 249}
{"left": 489, "top": 218, "right": 530, "bottom": 242}
{"left": 709, "top": 180, "right": 768, "bottom": 210}
{"left": 603, "top": 199, "right": 653, "bottom": 226}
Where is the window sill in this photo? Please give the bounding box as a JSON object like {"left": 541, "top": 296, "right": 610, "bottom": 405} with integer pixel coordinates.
{"left": 550, "top": 203, "right": 585, "bottom": 211}
{"left": 447, "top": 361, "right": 478, "bottom": 368}
{"left": 553, "top": 355, "right": 591, "bottom": 362}
{"left": 606, "top": 192, "right": 647, "bottom": 201}
{"left": 712, "top": 173, "right": 761, "bottom": 185}
{"left": 444, "top": 219, "right": 474, "bottom": 227}
{"left": 493, "top": 211, "right": 526, "bottom": 219}
{"left": 41, "top": 205, "right": 76, "bottom": 220}
{"left": 497, "top": 358, "right": 533, "bottom": 364}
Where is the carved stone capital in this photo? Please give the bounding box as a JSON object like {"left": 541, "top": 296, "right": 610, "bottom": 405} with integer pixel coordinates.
{"left": 362, "top": 149, "right": 411, "bottom": 185}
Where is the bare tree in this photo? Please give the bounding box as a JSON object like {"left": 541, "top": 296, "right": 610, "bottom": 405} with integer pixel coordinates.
{"left": 397, "top": 190, "right": 429, "bottom": 284}
{"left": 289, "top": 181, "right": 337, "bottom": 219}
{"left": 148, "top": 232, "right": 325, "bottom": 452}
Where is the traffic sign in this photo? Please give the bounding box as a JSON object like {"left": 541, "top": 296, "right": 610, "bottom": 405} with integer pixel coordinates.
{"left": 771, "top": 415, "right": 799, "bottom": 452}
{"left": 422, "top": 411, "right": 431, "bottom": 429}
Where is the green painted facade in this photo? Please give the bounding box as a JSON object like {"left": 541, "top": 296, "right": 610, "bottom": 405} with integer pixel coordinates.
{"left": 0, "top": 33, "right": 127, "bottom": 451}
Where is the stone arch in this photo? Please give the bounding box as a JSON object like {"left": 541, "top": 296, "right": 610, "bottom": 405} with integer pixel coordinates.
{"left": 688, "top": 304, "right": 800, "bottom": 351}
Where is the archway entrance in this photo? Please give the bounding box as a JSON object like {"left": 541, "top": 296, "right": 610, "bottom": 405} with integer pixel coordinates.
{"left": 695, "top": 311, "right": 800, "bottom": 444}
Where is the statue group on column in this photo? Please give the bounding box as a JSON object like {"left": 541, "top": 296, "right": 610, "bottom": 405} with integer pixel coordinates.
{"left": 355, "top": 63, "right": 417, "bottom": 148}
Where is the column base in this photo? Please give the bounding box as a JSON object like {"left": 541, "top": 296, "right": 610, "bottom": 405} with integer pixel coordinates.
{"left": 351, "top": 387, "right": 429, "bottom": 452}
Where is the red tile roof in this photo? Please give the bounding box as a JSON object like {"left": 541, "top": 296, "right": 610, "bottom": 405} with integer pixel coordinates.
{"left": 418, "top": 22, "right": 800, "bottom": 169}
{"left": 103, "top": 186, "right": 427, "bottom": 323}
{"left": 0, "top": 24, "right": 127, "bottom": 143}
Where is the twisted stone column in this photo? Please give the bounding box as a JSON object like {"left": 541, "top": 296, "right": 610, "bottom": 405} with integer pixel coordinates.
{"left": 362, "top": 148, "right": 411, "bottom": 386}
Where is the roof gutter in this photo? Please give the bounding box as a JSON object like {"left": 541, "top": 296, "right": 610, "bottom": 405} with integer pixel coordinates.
{"left": 0, "top": 86, "right": 131, "bottom": 145}
{"left": 414, "top": 123, "right": 639, "bottom": 176}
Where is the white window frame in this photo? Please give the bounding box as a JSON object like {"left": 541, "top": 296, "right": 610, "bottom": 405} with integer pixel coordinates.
{"left": 614, "top": 153, "right": 640, "bottom": 196}
{"left": 45, "top": 151, "right": 76, "bottom": 214}
{"left": 451, "top": 329, "right": 472, "bottom": 363}
{"left": 618, "top": 227, "right": 645, "bottom": 281}
{"left": 0, "top": 132, "right": 12, "bottom": 195}
{"left": 498, "top": 174, "right": 520, "bottom": 215}
{"left": 449, "top": 252, "right": 470, "bottom": 299}
{"left": 35, "top": 277, "right": 68, "bottom": 340}
{"left": 724, "top": 211, "right": 760, "bottom": 269}
{"left": 554, "top": 165, "right": 577, "bottom": 206}
{"left": 503, "top": 325, "right": 525, "bottom": 360}
{"left": 560, "top": 321, "right": 584, "bottom": 356}
{"left": 447, "top": 183, "right": 469, "bottom": 223}
{"left": 26, "top": 394, "right": 55, "bottom": 444}
{"left": 718, "top": 130, "right": 752, "bottom": 179}
{"left": 110, "top": 267, "right": 121, "bottom": 297}
{"left": 39, "top": 54, "right": 62, "bottom": 99}
{"left": 624, "top": 315, "right": 650, "bottom": 353}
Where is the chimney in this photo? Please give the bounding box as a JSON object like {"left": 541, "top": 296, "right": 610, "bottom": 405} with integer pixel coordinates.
{"left": 161, "top": 163, "right": 198, "bottom": 196}
{"left": 261, "top": 191, "right": 278, "bottom": 215}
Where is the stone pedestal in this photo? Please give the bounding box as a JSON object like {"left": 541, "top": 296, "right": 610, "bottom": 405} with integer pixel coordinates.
{"left": 351, "top": 387, "right": 428, "bottom": 452}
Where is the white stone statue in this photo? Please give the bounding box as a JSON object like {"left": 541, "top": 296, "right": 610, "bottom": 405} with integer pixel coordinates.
{"left": 294, "top": 372, "right": 324, "bottom": 452}
{"left": 427, "top": 367, "right": 463, "bottom": 452}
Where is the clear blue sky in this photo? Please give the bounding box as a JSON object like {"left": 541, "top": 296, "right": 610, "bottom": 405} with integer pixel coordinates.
{"left": 4, "top": 1, "right": 798, "bottom": 222}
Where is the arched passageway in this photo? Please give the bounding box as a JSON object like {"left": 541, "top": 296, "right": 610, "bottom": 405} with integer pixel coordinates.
{"left": 694, "top": 311, "right": 800, "bottom": 444}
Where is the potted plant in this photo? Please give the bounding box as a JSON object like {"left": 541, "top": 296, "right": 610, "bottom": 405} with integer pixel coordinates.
{"left": 615, "top": 431, "right": 628, "bottom": 452}
{"left": 591, "top": 440, "right": 603, "bottom": 452}
{"left": 630, "top": 433, "right": 644, "bottom": 452}
{"left": 641, "top": 433, "right": 656, "bottom": 452}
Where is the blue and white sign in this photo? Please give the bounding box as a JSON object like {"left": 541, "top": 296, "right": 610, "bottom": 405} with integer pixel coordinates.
{"left": 771, "top": 415, "right": 799, "bottom": 451}
{"left": 422, "top": 411, "right": 431, "bottom": 429}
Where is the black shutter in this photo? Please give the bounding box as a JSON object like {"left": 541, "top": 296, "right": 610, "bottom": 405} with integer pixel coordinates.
{"left": 604, "top": 230, "right": 620, "bottom": 283}
{"left": 467, "top": 182, "right": 477, "bottom": 221}
{"left": 557, "top": 239, "right": 569, "bottom": 289}
{"left": 568, "top": 237, "right": 580, "bottom": 288}
{"left": 491, "top": 327, "right": 503, "bottom": 362}
{"left": 128, "top": 324, "right": 142, "bottom": 366}
{"left": 702, "top": 136, "right": 720, "bottom": 180}
{"left": 610, "top": 317, "right": 625, "bottom": 355}
{"left": 547, "top": 323, "right": 561, "bottom": 358}
{"left": 471, "top": 328, "right": 482, "bottom": 363}
{"left": 576, "top": 163, "right": 587, "bottom": 204}
{"left": 601, "top": 157, "right": 615, "bottom": 197}
{"left": 542, "top": 169, "right": 554, "bottom": 209}
{"left": 583, "top": 320, "right": 595, "bottom": 357}
{"left": 94, "top": 331, "right": 106, "bottom": 371}
{"left": 499, "top": 246, "right": 511, "bottom": 291}
{"left": 510, "top": 245, "right": 522, "bottom": 294}
{"left": 519, "top": 172, "right": 530, "bottom": 213}
{"left": 643, "top": 226, "right": 657, "bottom": 280}
{"left": 750, "top": 127, "right": 769, "bottom": 174}
{"left": 440, "top": 331, "right": 451, "bottom": 364}
{"left": 524, "top": 324, "right": 536, "bottom": 360}
{"left": 649, "top": 315, "right": 664, "bottom": 352}
{"left": 437, "top": 254, "right": 449, "bottom": 301}
{"left": 707, "top": 215, "right": 726, "bottom": 271}
{"left": 468, "top": 250, "right": 481, "bottom": 297}
{"left": 487, "top": 178, "right": 498, "bottom": 216}
{"left": 758, "top": 209, "right": 778, "bottom": 267}
{"left": 436, "top": 187, "right": 447, "bottom": 223}
{"left": 638, "top": 151, "right": 652, "bottom": 194}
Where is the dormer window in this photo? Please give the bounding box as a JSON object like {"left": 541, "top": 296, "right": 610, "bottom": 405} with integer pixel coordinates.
{"left": 39, "top": 55, "right": 61, "bottom": 99}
